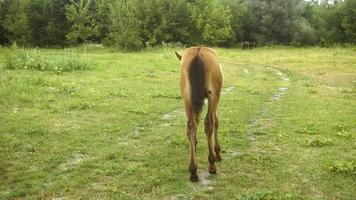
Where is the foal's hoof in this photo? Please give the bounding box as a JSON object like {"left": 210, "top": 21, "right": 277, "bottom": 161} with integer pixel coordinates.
{"left": 209, "top": 165, "right": 217, "bottom": 174}
{"left": 216, "top": 155, "right": 222, "bottom": 162}
{"left": 190, "top": 174, "right": 199, "bottom": 182}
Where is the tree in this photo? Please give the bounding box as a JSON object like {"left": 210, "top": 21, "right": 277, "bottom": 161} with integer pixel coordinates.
{"left": 0, "top": 0, "right": 355, "bottom": 47}
{"left": 340, "top": 0, "right": 356, "bottom": 43}
{"left": 134, "top": 0, "right": 171, "bottom": 46}
{"left": 65, "top": 0, "right": 96, "bottom": 44}
{"left": 45, "top": 0, "right": 71, "bottom": 46}
{"left": 247, "top": 0, "right": 304, "bottom": 45}
{"left": 2, "top": 0, "right": 31, "bottom": 46}
{"left": 292, "top": 18, "right": 317, "bottom": 46}
{"left": 0, "top": 0, "right": 12, "bottom": 45}
{"left": 25, "top": 0, "right": 52, "bottom": 46}
{"left": 93, "top": 0, "right": 111, "bottom": 43}
{"left": 189, "top": 0, "right": 234, "bottom": 46}
{"left": 108, "top": 0, "right": 143, "bottom": 50}
{"left": 222, "top": 0, "right": 249, "bottom": 43}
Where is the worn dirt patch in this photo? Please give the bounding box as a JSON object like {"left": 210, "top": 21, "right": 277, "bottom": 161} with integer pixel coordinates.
{"left": 191, "top": 170, "right": 215, "bottom": 192}
{"left": 266, "top": 67, "right": 290, "bottom": 82}
{"left": 266, "top": 67, "right": 290, "bottom": 101}
{"left": 244, "top": 68, "right": 249, "bottom": 75}
{"left": 221, "top": 86, "right": 235, "bottom": 95}
{"left": 161, "top": 109, "right": 185, "bottom": 120}
{"left": 58, "top": 153, "right": 86, "bottom": 171}
{"left": 271, "top": 87, "right": 289, "bottom": 101}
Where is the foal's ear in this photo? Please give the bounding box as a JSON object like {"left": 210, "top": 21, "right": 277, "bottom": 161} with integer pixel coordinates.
{"left": 175, "top": 52, "right": 182, "bottom": 60}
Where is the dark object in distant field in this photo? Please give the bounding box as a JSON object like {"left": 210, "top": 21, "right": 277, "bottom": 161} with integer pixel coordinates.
{"left": 242, "top": 41, "right": 257, "bottom": 50}
{"left": 175, "top": 47, "right": 223, "bottom": 182}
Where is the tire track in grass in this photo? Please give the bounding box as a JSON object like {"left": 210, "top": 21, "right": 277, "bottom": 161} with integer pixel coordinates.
{"left": 248, "top": 66, "right": 290, "bottom": 133}
{"left": 228, "top": 66, "right": 290, "bottom": 157}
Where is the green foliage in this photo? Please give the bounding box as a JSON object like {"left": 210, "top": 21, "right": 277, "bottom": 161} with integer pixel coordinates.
{"left": 92, "top": 0, "right": 110, "bottom": 43}
{"left": 43, "top": 0, "right": 71, "bottom": 46}
{"left": 292, "top": 18, "right": 317, "bottom": 46}
{"left": 340, "top": 0, "right": 356, "bottom": 43}
{"left": 0, "top": 0, "right": 12, "bottom": 44}
{"left": 1, "top": 0, "right": 31, "bottom": 46}
{"left": 108, "top": 0, "right": 143, "bottom": 51}
{"left": 248, "top": 0, "right": 304, "bottom": 45}
{"left": 222, "top": 0, "right": 250, "bottom": 43}
{"left": 189, "top": 0, "right": 234, "bottom": 46}
{"left": 65, "top": 0, "right": 96, "bottom": 44}
{"left": 135, "top": 0, "right": 199, "bottom": 46}
{"left": 0, "top": 0, "right": 355, "bottom": 47}
{"left": 1, "top": 0, "right": 70, "bottom": 47}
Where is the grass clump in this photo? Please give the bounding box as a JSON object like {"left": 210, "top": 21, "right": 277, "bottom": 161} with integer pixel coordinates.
{"left": 54, "top": 57, "right": 89, "bottom": 73}
{"left": 69, "top": 102, "right": 97, "bottom": 110}
{"left": 295, "top": 124, "right": 320, "bottom": 134}
{"left": 5, "top": 48, "right": 48, "bottom": 71}
{"left": 329, "top": 161, "right": 356, "bottom": 176}
{"left": 306, "top": 139, "right": 333, "bottom": 147}
{"left": 4, "top": 46, "right": 90, "bottom": 73}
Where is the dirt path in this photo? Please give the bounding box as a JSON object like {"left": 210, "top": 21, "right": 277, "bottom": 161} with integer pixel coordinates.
{"left": 229, "top": 66, "right": 291, "bottom": 158}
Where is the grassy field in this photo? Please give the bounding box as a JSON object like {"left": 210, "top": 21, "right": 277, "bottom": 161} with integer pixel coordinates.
{"left": 0, "top": 46, "right": 355, "bottom": 199}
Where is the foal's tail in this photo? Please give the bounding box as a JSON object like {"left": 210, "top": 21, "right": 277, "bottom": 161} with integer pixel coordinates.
{"left": 189, "top": 54, "right": 205, "bottom": 113}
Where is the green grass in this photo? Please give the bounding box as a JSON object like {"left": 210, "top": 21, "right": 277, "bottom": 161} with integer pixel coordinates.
{"left": 4, "top": 46, "right": 91, "bottom": 73}
{"left": 0, "top": 46, "right": 355, "bottom": 199}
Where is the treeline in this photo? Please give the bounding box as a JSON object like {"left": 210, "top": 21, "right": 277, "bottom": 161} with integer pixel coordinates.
{"left": 0, "top": 0, "right": 355, "bottom": 50}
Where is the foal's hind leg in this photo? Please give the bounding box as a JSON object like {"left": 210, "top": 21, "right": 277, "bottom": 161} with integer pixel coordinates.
{"left": 214, "top": 112, "right": 222, "bottom": 162}
{"left": 205, "top": 95, "right": 219, "bottom": 174}
{"left": 187, "top": 113, "right": 199, "bottom": 182}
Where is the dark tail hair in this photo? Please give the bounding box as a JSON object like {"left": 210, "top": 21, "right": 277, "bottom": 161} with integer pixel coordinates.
{"left": 189, "top": 55, "right": 205, "bottom": 113}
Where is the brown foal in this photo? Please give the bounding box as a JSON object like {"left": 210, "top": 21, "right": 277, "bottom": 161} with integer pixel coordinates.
{"left": 175, "top": 46, "right": 223, "bottom": 182}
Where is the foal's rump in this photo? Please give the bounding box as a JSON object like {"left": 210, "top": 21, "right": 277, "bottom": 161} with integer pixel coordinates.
{"left": 179, "top": 47, "right": 223, "bottom": 113}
